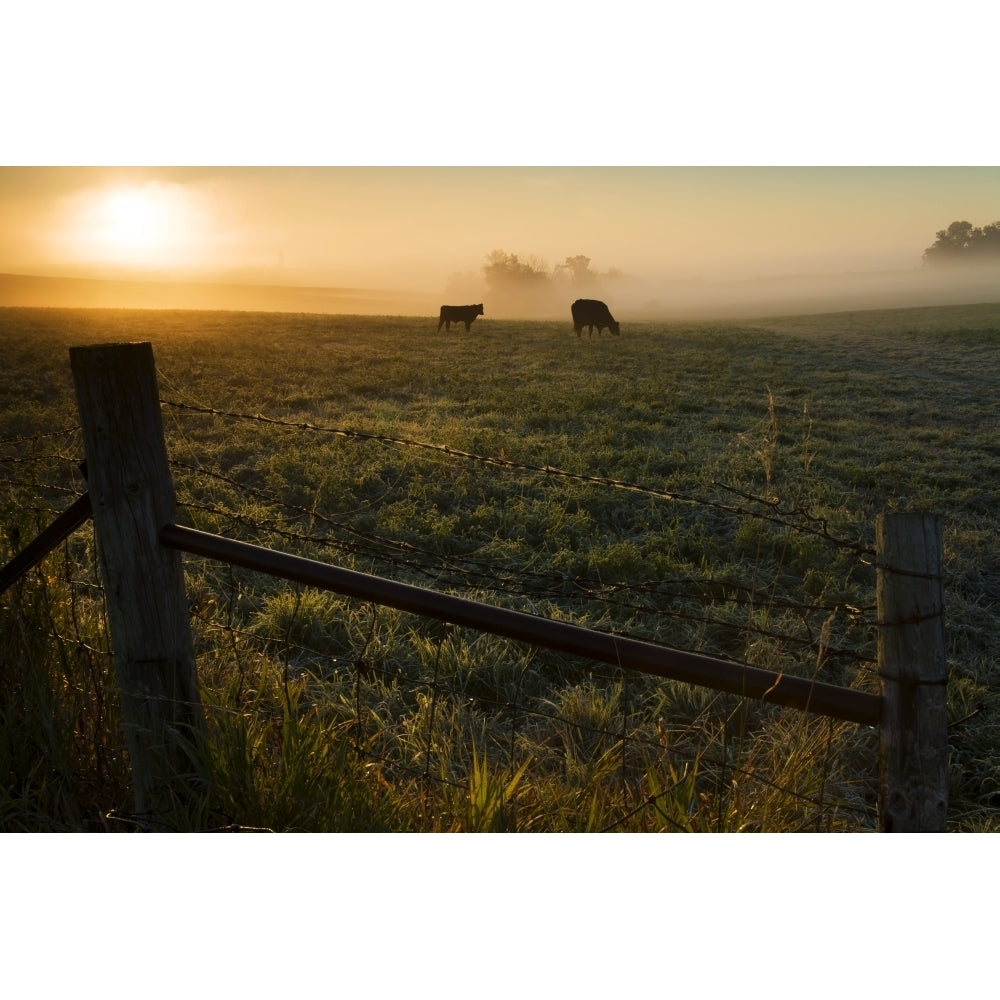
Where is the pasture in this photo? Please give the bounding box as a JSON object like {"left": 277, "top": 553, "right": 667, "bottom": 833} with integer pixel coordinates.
{"left": 1, "top": 302, "right": 998, "bottom": 831}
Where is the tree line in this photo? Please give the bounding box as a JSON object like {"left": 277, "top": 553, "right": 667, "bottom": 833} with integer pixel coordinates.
{"left": 924, "top": 220, "right": 1000, "bottom": 266}
{"left": 482, "top": 251, "right": 626, "bottom": 292}
{"left": 444, "top": 251, "right": 632, "bottom": 315}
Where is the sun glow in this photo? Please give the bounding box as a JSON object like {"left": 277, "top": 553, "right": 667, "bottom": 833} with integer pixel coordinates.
{"left": 100, "top": 189, "right": 172, "bottom": 253}
{"left": 49, "top": 180, "right": 226, "bottom": 272}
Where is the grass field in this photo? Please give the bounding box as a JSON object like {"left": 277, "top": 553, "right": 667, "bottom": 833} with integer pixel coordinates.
{"left": 2, "top": 302, "right": 998, "bottom": 831}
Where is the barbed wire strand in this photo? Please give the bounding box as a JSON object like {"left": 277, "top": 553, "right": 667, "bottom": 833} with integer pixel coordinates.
{"left": 160, "top": 398, "right": 876, "bottom": 556}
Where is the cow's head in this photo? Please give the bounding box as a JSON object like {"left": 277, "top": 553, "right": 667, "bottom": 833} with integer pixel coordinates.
{"left": 610, "top": 320, "right": 620, "bottom": 336}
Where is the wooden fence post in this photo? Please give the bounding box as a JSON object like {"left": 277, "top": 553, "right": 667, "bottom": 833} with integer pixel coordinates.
{"left": 70, "top": 342, "right": 206, "bottom": 823}
{"left": 876, "top": 512, "right": 948, "bottom": 832}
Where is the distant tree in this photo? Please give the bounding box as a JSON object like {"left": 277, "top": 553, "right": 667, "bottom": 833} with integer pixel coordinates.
{"left": 924, "top": 220, "right": 1000, "bottom": 266}
{"left": 923, "top": 221, "right": 976, "bottom": 264}
{"left": 478, "top": 249, "right": 634, "bottom": 316}
{"left": 480, "top": 250, "right": 559, "bottom": 316}
{"left": 482, "top": 250, "right": 551, "bottom": 289}
{"left": 552, "top": 255, "right": 635, "bottom": 294}
{"left": 974, "top": 222, "right": 1000, "bottom": 258}
{"left": 557, "top": 254, "right": 596, "bottom": 287}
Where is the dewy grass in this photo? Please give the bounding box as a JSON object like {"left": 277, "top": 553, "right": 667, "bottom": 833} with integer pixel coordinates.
{"left": 1, "top": 303, "right": 998, "bottom": 830}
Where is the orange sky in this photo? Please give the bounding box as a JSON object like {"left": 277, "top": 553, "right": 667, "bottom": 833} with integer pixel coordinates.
{"left": 4, "top": 7, "right": 996, "bottom": 317}
{"left": 2, "top": 166, "right": 998, "bottom": 294}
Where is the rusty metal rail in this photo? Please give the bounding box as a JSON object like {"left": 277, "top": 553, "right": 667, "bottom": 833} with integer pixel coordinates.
{"left": 161, "top": 522, "right": 882, "bottom": 727}
{"left": 0, "top": 492, "right": 92, "bottom": 596}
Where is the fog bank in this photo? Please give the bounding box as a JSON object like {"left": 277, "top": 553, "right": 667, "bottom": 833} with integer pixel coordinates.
{"left": 1, "top": 264, "right": 996, "bottom": 323}
{"left": 442, "top": 263, "right": 1000, "bottom": 321}
{"left": 620, "top": 265, "right": 1000, "bottom": 320}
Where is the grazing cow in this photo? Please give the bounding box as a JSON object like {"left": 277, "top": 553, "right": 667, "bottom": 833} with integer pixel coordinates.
{"left": 571, "top": 299, "right": 620, "bottom": 338}
{"left": 438, "top": 303, "right": 484, "bottom": 332}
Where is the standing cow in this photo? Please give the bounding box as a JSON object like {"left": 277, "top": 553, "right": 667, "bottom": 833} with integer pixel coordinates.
{"left": 571, "top": 299, "right": 620, "bottom": 337}
{"left": 438, "top": 303, "right": 484, "bottom": 332}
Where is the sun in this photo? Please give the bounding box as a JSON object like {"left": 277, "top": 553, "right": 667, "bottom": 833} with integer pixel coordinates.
{"left": 100, "top": 188, "right": 172, "bottom": 254}
{"left": 52, "top": 180, "right": 219, "bottom": 272}
{"left": 84, "top": 185, "right": 183, "bottom": 267}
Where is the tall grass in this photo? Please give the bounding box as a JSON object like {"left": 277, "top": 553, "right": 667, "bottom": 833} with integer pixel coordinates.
{"left": 2, "top": 303, "right": 997, "bottom": 830}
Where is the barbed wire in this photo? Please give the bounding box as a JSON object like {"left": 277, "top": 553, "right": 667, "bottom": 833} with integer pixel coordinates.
{"left": 171, "top": 459, "right": 875, "bottom": 615}
{"left": 196, "top": 587, "right": 874, "bottom": 828}
{"left": 161, "top": 399, "right": 879, "bottom": 673}
{"left": 175, "top": 493, "right": 876, "bottom": 670}
{"left": 171, "top": 470, "right": 855, "bottom": 615}
{"left": 161, "top": 398, "right": 876, "bottom": 556}
{"left": 4, "top": 532, "right": 878, "bottom": 831}
{"left": 0, "top": 426, "right": 81, "bottom": 446}
{"left": 2, "top": 394, "right": 882, "bottom": 830}
{"left": 0, "top": 451, "right": 84, "bottom": 468}
{"left": 0, "top": 477, "right": 86, "bottom": 501}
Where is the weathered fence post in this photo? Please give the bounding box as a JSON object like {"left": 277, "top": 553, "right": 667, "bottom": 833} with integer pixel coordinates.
{"left": 70, "top": 342, "right": 206, "bottom": 823}
{"left": 876, "top": 513, "right": 948, "bottom": 832}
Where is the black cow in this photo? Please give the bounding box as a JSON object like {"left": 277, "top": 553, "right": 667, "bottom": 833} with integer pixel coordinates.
{"left": 571, "top": 299, "right": 620, "bottom": 338}
{"left": 438, "top": 303, "right": 484, "bottom": 332}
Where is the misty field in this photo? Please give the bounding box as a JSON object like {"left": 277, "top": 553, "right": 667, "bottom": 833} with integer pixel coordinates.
{"left": 1, "top": 302, "right": 998, "bottom": 831}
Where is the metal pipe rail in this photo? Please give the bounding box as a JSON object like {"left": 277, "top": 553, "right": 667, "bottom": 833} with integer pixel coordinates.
{"left": 161, "top": 523, "right": 882, "bottom": 727}
{"left": 0, "top": 492, "right": 92, "bottom": 596}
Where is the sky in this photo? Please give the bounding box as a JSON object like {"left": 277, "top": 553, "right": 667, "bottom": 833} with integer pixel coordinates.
{"left": 2, "top": 3, "right": 997, "bottom": 318}
{"left": 2, "top": 165, "right": 998, "bottom": 283}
